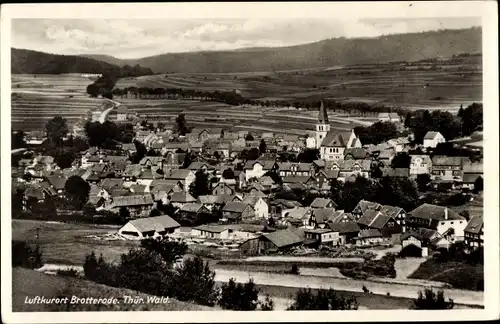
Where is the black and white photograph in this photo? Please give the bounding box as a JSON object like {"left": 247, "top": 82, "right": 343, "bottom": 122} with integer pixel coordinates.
{"left": 1, "top": 2, "right": 498, "bottom": 323}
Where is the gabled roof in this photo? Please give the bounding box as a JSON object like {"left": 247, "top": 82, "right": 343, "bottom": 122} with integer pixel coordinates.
{"left": 169, "top": 192, "right": 196, "bottom": 203}
{"left": 463, "top": 160, "right": 483, "bottom": 173}
{"left": 408, "top": 204, "right": 464, "bottom": 221}
{"left": 318, "top": 169, "right": 340, "bottom": 179}
{"left": 328, "top": 211, "right": 356, "bottom": 223}
{"left": 464, "top": 216, "right": 483, "bottom": 234}
{"left": 410, "top": 155, "right": 432, "bottom": 164}
{"left": 431, "top": 156, "right": 464, "bottom": 166}
{"left": 278, "top": 162, "right": 312, "bottom": 172}
{"left": 215, "top": 194, "right": 240, "bottom": 205}
{"left": 180, "top": 203, "right": 205, "bottom": 213}
{"left": 194, "top": 224, "right": 228, "bottom": 233}
{"left": 24, "top": 186, "right": 45, "bottom": 200}
{"left": 321, "top": 131, "right": 351, "bottom": 148}
{"left": 310, "top": 198, "right": 337, "bottom": 209}
{"left": 344, "top": 148, "right": 368, "bottom": 159}
{"left": 242, "top": 196, "right": 264, "bottom": 207}
{"left": 130, "top": 184, "right": 147, "bottom": 193}
{"left": 357, "top": 210, "right": 392, "bottom": 229}
{"left": 223, "top": 202, "right": 252, "bottom": 213}
{"left": 197, "top": 195, "right": 217, "bottom": 205}
{"left": 100, "top": 178, "right": 124, "bottom": 191}
{"left": 283, "top": 207, "right": 311, "bottom": 220}
{"left": 139, "top": 156, "right": 164, "bottom": 166}
{"left": 327, "top": 221, "right": 360, "bottom": 234}
{"left": 463, "top": 173, "right": 482, "bottom": 184}
{"left": 187, "top": 162, "right": 212, "bottom": 171}
{"left": 382, "top": 168, "right": 410, "bottom": 178}
{"left": 401, "top": 227, "right": 438, "bottom": 242}
{"left": 123, "top": 164, "right": 142, "bottom": 178}
{"left": 354, "top": 200, "right": 382, "bottom": 214}
{"left": 312, "top": 208, "right": 336, "bottom": 224}
{"left": 166, "top": 169, "right": 193, "bottom": 180}
{"left": 262, "top": 229, "right": 304, "bottom": 248}
{"left": 379, "top": 205, "right": 405, "bottom": 219}
{"left": 126, "top": 215, "right": 180, "bottom": 233}
{"left": 424, "top": 131, "right": 443, "bottom": 140}
{"left": 244, "top": 160, "right": 276, "bottom": 170}
{"left": 45, "top": 175, "right": 67, "bottom": 190}
{"left": 109, "top": 194, "right": 154, "bottom": 208}
{"left": 248, "top": 188, "right": 266, "bottom": 197}
{"left": 282, "top": 175, "right": 312, "bottom": 184}
{"left": 327, "top": 159, "right": 371, "bottom": 172}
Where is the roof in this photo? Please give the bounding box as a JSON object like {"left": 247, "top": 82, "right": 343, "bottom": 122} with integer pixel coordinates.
{"left": 244, "top": 160, "right": 276, "bottom": 170}
{"left": 321, "top": 131, "right": 351, "bottom": 148}
{"left": 464, "top": 216, "right": 483, "bottom": 234}
{"left": 45, "top": 175, "right": 67, "bottom": 190}
{"left": 357, "top": 210, "right": 392, "bottom": 229}
{"left": 180, "top": 203, "right": 205, "bottom": 213}
{"left": 273, "top": 199, "right": 303, "bottom": 208}
{"left": 318, "top": 169, "right": 339, "bottom": 179}
{"left": 166, "top": 169, "right": 193, "bottom": 180}
{"left": 282, "top": 175, "right": 312, "bottom": 184}
{"left": 121, "top": 143, "right": 136, "bottom": 151}
{"left": 379, "top": 205, "right": 404, "bottom": 219}
{"left": 431, "top": 156, "right": 464, "bottom": 166}
{"left": 130, "top": 184, "right": 147, "bottom": 193}
{"left": 100, "top": 178, "right": 124, "bottom": 191}
{"left": 310, "top": 198, "right": 336, "bottom": 209}
{"left": 327, "top": 159, "right": 371, "bottom": 172}
{"left": 344, "top": 148, "right": 368, "bottom": 159}
{"left": 215, "top": 194, "right": 239, "bottom": 204}
{"left": 401, "top": 228, "right": 438, "bottom": 242}
{"left": 242, "top": 196, "right": 263, "bottom": 207}
{"left": 424, "top": 131, "right": 443, "bottom": 140}
{"left": 354, "top": 200, "right": 382, "bottom": 214}
{"left": 327, "top": 221, "right": 360, "bottom": 234}
{"left": 318, "top": 100, "right": 329, "bottom": 123}
{"left": 24, "top": 186, "right": 45, "bottom": 200}
{"left": 197, "top": 195, "right": 217, "bottom": 205}
{"left": 194, "top": 224, "right": 228, "bottom": 233}
{"left": 408, "top": 204, "right": 465, "bottom": 221}
{"left": 123, "top": 164, "right": 142, "bottom": 178}
{"left": 463, "top": 161, "right": 483, "bottom": 173}
{"left": 262, "top": 229, "right": 304, "bottom": 248}
{"left": 169, "top": 192, "right": 196, "bottom": 203}
{"left": 463, "top": 173, "right": 482, "bottom": 183}
{"left": 410, "top": 155, "right": 432, "bottom": 164}
{"left": 126, "top": 215, "right": 180, "bottom": 233}
{"left": 313, "top": 208, "right": 337, "bottom": 224}
{"left": 382, "top": 168, "right": 410, "bottom": 178}
{"left": 278, "top": 162, "right": 312, "bottom": 172}
{"left": 329, "top": 211, "right": 356, "bottom": 223}
{"left": 188, "top": 162, "right": 212, "bottom": 171}
{"left": 139, "top": 156, "right": 164, "bottom": 166}
{"left": 223, "top": 202, "right": 252, "bottom": 213}
{"left": 248, "top": 188, "right": 267, "bottom": 197}
{"left": 358, "top": 229, "right": 382, "bottom": 238}
{"left": 109, "top": 194, "right": 154, "bottom": 208}
{"left": 283, "top": 207, "right": 311, "bottom": 220}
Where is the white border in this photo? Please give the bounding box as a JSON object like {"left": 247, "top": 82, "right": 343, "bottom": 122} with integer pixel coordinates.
{"left": 1, "top": 2, "right": 498, "bottom": 323}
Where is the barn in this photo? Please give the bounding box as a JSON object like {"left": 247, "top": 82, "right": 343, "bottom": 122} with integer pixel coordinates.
{"left": 117, "top": 215, "right": 181, "bottom": 239}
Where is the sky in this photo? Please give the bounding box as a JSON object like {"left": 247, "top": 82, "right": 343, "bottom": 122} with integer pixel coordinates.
{"left": 11, "top": 17, "right": 481, "bottom": 59}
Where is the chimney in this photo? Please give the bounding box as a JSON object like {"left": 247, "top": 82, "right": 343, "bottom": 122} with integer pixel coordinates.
{"left": 444, "top": 207, "right": 448, "bottom": 220}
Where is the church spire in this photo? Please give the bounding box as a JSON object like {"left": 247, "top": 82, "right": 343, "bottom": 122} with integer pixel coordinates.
{"left": 318, "top": 100, "right": 329, "bottom": 124}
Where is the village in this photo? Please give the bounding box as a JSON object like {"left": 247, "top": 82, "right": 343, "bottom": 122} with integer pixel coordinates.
{"left": 12, "top": 101, "right": 484, "bottom": 263}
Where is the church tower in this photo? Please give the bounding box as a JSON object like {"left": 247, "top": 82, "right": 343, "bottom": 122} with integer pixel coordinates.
{"left": 315, "top": 100, "right": 330, "bottom": 149}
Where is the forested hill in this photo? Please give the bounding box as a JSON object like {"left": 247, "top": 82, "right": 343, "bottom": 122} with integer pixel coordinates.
{"left": 84, "top": 27, "right": 481, "bottom": 73}
{"left": 11, "top": 48, "right": 154, "bottom": 76}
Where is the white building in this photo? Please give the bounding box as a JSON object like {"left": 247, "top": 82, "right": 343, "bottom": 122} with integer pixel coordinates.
{"left": 117, "top": 215, "right": 181, "bottom": 240}
{"left": 423, "top": 131, "right": 445, "bottom": 148}
{"left": 409, "top": 155, "right": 432, "bottom": 177}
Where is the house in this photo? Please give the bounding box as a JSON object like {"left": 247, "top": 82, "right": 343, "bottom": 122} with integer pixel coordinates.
{"left": 100, "top": 178, "right": 125, "bottom": 192}
{"left": 310, "top": 197, "right": 337, "bottom": 209}
{"left": 462, "top": 160, "right": 483, "bottom": 190}
{"left": 304, "top": 228, "right": 343, "bottom": 246}
{"left": 242, "top": 196, "right": 269, "bottom": 219}
{"left": 165, "top": 169, "right": 196, "bottom": 190}
{"left": 464, "top": 216, "right": 483, "bottom": 248}
{"left": 379, "top": 205, "right": 407, "bottom": 229}
{"left": 169, "top": 192, "right": 196, "bottom": 209}
{"left": 343, "top": 148, "right": 369, "bottom": 160}
{"left": 351, "top": 200, "right": 382, "bottom": 220}
{"left": 410, "top": 155, "right": 432, "bottom": 177}
{"left": 117, "top": 215, "right": 180, "bottom": 239}
{"left": 357, "top": 210, "right": 402, "bottom": 237}
{"left": 221, "top": 202, "right": 255, "bottom": 223}
{"left": 430, "top": 156, "right": 464, "bottom": 182}
{"left": 196, "top": 195, "right": 218, "bottom": 211}
{"left": 378, "top": 112, "right": 400, "bottom": 123}
{"left": 354, "top": 229, "right": 384, "bottom": 246}
{"left": 214, "top": 194, "right": 241, "bottom": 210}
{"left": 191, "top": 224, "right": 230, "bottom": 240}
{"left": 212, "top": 182, "right": 235, "bottom": 196}
{"left": 188, "top": 162, "right": 215, "bottom": 174}
{"left": 24, "top": 131, "right": 46, "bottom": 145}
{"left": 177, "top": 203, "right": 212, "bottom": 223}
{"left": 45, "top": 175, "right": 67, "bottom": 196}
{"left": 139, "top": 156, "right": 165, "bottom": 172}
{"left": 327, "top": 221, "right": 361, "bottom": 244}
{"left": 281, "top": 207, "right": 312, "bottom": 228}
{"left": 309, "top": 208, "right": 337, "bottom": 229}
{"left": 314, "top": 101, "right": 362, "bottom": 160}
{"left": 277, "top": 163, "right": 314, "bottom": 177}
{"left": 258, "top": 229, "right": 304, "bottom": 253}
{"left": 244, "top": 160, "right": 278, "bottom": 181}
{"left": 105, "top": 194, "right": 154, "bottom": 217}
{"left": 327, "top": 160, "right": 371, "bottom": 180}
{"left": 314, "top": 169, "right": 339, "bottom": 191}
{"left": 382, "top": 168, "right": 410, "bottom": 178}
{"left": 406, "top": 204, "right": 467, "bottom": 243}
{"left": 400, "top": 227, "right": 449, "bottom": 253}
{"left": 423, "top": 131, "right": 446, "bottom": 148}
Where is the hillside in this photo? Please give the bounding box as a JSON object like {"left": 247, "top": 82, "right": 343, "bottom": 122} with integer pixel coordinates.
{"left": 83, "top": 27, "right": 481, "bottom": 73}
{"left": 11, "top": 48, "right": 154, "bottom": 76}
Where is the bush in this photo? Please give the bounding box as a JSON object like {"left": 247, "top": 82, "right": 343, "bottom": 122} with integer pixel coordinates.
{"left": 288, "top": 288, "right": 358, "bottom": 310}
{"left": 259, "top": 294, "right": 274, "bottom": 311}
{"left": 413, "top": 288, "right": 454, "bottom": 309}
{"left": 289, "top": 264, "right": 300, "bottom": 275}
{"left": 399, "top": 244, "right": 423, "bottom": 258}
{"left": 12, "top": 241, "right": 43, "bottom": 269}
{"left": 218, "top": 278, "right": 260, "bottom": 310}
{"left": 339, "top": 254, "right": 396, "bottom": 279}
{"left": 57, "top": 269, "right": 79, "bottom": 278}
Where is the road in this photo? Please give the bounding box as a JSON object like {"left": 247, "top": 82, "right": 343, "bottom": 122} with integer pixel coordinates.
{"left": 213, "top": 269, "right": 483, "bottom": 307}
{"left": 98, "top": 99, "right": 122, "bottom": 123}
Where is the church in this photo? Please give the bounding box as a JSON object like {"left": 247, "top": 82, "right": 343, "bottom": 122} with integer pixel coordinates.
{"left": 312, "top": 101, "right": 362, "bottom": 161}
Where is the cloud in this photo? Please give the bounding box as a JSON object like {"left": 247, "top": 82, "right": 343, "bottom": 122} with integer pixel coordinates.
{"left": 11, "top": 18, "right": 481, "bottom": 59}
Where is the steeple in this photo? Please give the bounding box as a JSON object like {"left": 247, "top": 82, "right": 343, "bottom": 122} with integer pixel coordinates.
{"left": 318, "top": 100, "right": 329, "bottom": 124}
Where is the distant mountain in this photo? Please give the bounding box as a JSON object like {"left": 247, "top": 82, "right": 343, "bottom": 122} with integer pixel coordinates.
{"left": 81, "top": 54, "right": 134, "bottom": 67}
{"left": 83, "top": 27, "right": 481, "bottom": 73}
{"left": 11, "top": 48, "right": 153, "bottom": 76}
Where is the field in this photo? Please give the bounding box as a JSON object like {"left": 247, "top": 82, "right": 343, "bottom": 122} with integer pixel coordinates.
{"left": 11, "top": 55, "right": 481, "bottom": 132}
{"left": 12, "top": 219, "right": 136, "bottom": 266}
{"left": 115, "top": 55, "right": 482, "bottom": 111}
{"left": 12, "top": 267, "right": 213, "bottom": 311}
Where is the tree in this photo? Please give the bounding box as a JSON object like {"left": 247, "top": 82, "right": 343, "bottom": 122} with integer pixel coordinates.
{"left": 12, "top": 131, "right": 26, "bottom": 149}
{"left": 119, "top": 206, "right": 130, "bottom": 220}
{"left": 391, "top": 152, "right": 411, "bottom": 169}
{"left": 54, "top": 150, "right": 76, "bottom": 169}
{"left": 86, "top": 83, "right": 100, "bottom": 97}
{"left": 189, "top": 170, "right": 210, "bottom": 198}
{"left": 413, "top": 289, "right": 454, "bottom": 309}
{"left": 473, "top": 176, "right": 483, "bottom": 193}
{"left": 288, "top": 288, "right": 358, "bottom": 310}
{"left": 460, "top": 103, "right": 483, "bottom": 135}
{"left": 297, "top": 149, "right": 319, "bottom": 163}
{"left": 12, "top": 241, "right": 43, "bottom": 269}
{"left": 140, "top": 237, "right": 187, "bottom": 264}
{"left": 46, "top": 116, "right": 68, "bottom": 146}
{"left": 83, "top": 251, "right": 99, "bottom": 280}
{"left": 222, "top": 168, "right": 235, "bottom": 179}
{"left": 172, "top": 113, "right": 189, "bottom": 136}
{"left": 259, "top": 139, "right": 267, "bottom": 154}
{"left": 259, "top": 295, "right": 274, "bottom": 311}
{"left": 170, "top": 256, "right": 217, "bottom": 306}
{"left": 416, "top": 174, "right": 431, "bottom": 192}
{"left": 218, "top": 278, "right": 260, "bottom": 310}
{"left": 245, "top": 133, "right": 254, "bottom": 141}
{"left": 246, "top": 147, "right": 260, "bottom": 160}
{"left": 64, "top": 176, "right": 90, "bottom": 210}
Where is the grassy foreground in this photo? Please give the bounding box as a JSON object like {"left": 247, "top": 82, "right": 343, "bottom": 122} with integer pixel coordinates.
{"left": 12, "top": 267, "right": 214, "bottom": 312}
